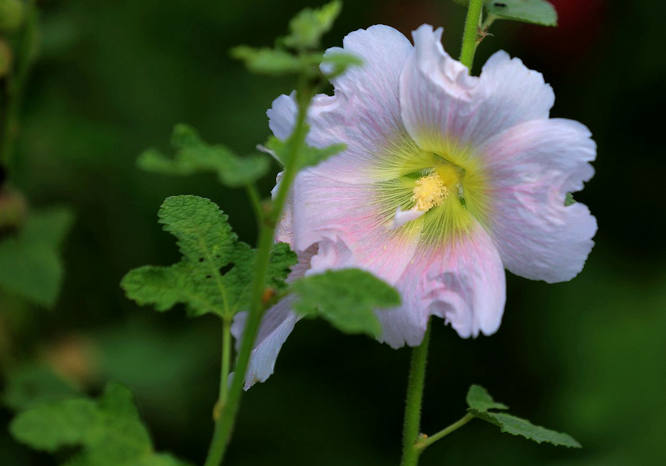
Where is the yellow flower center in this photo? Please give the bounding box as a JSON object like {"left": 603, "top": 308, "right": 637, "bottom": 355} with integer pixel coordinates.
{"left": 412, "top": 173, "right": 448, "bottom": 211}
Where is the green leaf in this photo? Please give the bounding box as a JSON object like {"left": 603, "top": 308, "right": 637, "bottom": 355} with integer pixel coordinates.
{"left": 265, "top": 135, "right": 345, "bottom": 168}
{"left": 465, "top": 385, "right": 581, "bottom": 448}
{"left": 231, "top": 46, "right": 306, "bottom": 75}
{"left": 283, "top": 1, "right": 342, "bottom": 49}
{"left": 291, "top": 269, "right": 400, "bottom": 338}
{"left": 565, "top": 192, "right": 576, "bottom": 206}
{"left": 138, "top": 124, "right": 270, "bottom": 187}
{"left": 321, "top": 51, "right": 363, "bottom": 78}
{"left": 485, "top": 0, "right": 558, "bottom": 27}
{"left": 476, "top": 412, "right": 582, "bottom": 448}
{"left": 0, "top": 207, "right": 74, "bottom": 307}
{"left": 10, "top": 383, "right": 191, "bottom": 465}
{"left": 121, "top": 196, "right": 296, "bottom": 318}
{"left": 3, "top": 364, "right": 80, "bottom": 411}
{"left": 465, "top": 384, "right": 509, "bottom": 412}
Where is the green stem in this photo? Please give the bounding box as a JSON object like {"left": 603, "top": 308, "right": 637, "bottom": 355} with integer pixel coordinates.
{"left": 219, "top": 319, "right": 232, "bottom": 407}
{"left": 459, "top": 0, "right": 484, "bottom": 70}
{"left": 202, "top": 84, "right": 312, "bottom": 466}
{"left": 414, "top": 413, "right": 475, "bottom": 451}
{"left": 0, "top": 0, "right": 37, "bottom": 172}
{"left": 245, "top": 183, "right": 263, "bottom": 227}
{"left": 399, "top": 325, "right": 431, "bottom": 466}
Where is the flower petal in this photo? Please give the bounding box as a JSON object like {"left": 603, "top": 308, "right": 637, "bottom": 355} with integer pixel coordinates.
{"left": 267, "top": 25, "right": 423, "bottom": 183}
{"left": 400, "top": 26, "right": 555, "bottom": 151}
{"left": 482, "top": 118, "right": 597, "bottom": 283}
{"left": 290, "top": 170, "right": 422, "bottom": 284}
{"left": 379, "top": 222, "right": 506, "bottom": 346}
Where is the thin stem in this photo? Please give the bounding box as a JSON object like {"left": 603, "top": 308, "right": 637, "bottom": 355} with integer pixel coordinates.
{"left": 0, "top": 0, "right": 37, "bottom": 172}
{"left": 203, "top": 84, "right": 312, "bottom": 466}
{"left": 399, "top": 324, "right": 431, "bottom": 466}
{"left": 245, "top": 183, "right": 263, "bottom": 227}
{"left": 415, "top": 413, "right": 475, "bottom": 451}
{"left": 459, "top": 0, "right": 485, "bottom": 70}
{"left": 219, "top": 319, "right": 232, "bottom": 408}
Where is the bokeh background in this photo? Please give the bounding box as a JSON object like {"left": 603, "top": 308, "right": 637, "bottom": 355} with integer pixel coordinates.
{"left": 1, "top": 0, "right": 665, "bottom": 465}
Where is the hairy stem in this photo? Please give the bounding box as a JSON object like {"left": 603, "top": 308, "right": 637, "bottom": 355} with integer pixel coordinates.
{"left": 415, "top": 413, "right": 475, "bottom": 451}
{"left": 203, "top": 84, "right": 312, "bottom": 466}
{"left": 399, "top": 325, "right": 431, "bottom": 466}
{"left": 0, "top": 0, "right": 37, "bottom": 173}
{"left": 459, "top": 0, "right": 485, "bottom": 70}
{"left": 219, "top": 319, "right": 232, "bottom": 408}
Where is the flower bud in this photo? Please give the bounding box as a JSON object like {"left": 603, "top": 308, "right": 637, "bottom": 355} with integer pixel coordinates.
{"left": 0, "top": 0, "right": 24, "bottom": 33}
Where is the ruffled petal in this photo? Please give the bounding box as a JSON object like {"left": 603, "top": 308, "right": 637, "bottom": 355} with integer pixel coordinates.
{"left": 482, "top": 118, "right": 597, "bottom": 283}
{"left": 267, "top": 25, "right": 424, "bottom": 184}
{"left": 400, "top": 25, "right": 555, "bottom": 151}
{"left": 231, "top": 296, "right": 299, "bottom": 390}
{"left": 378, "top": 222, "right": 506, "bottom": 346}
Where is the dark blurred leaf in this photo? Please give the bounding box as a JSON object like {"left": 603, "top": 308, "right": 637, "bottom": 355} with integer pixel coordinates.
{"left": 231, "top": 46, "right": 306, "bottom": 75}
{"left": 465, "top": 384, "right": 508, "bottom": 412}
{"left": 0, "top": 207, "right": 74, "bottom": 307}
{"left": 4, "top": 364, "right": 80, "bottom": 411}
{"left": 485, "top": 0, "right": 557, "bottom": 26}
{"left": 121, "top": 196, "right": 295, "bottom": 318}
{"left": 291, "top": 269, "right": 400, "bottom": 338}
{"left": 466, "top": 385, "right": 580, "bottom": 448}
{"left": 265, "top": 136, "right": 345, "bottom": 168}
{"left": 138, "top": 124, "right": 269, "bottom": 187}
{"left": 10, "top": 383, "right": 191, "bottom": 465}
{"left": 283, "top": 1, "right": 342, "bottom": 50}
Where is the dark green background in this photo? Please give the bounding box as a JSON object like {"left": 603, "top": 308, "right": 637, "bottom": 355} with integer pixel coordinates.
{"left": 2, "top": 0, "right": 665, "bottom": 465}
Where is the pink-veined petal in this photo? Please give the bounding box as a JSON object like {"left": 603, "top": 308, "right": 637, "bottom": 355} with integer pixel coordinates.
{"left": 379, "top": 221, "right": 506, "bottom": 346}
{"left": 482, "top": 118, "right": 597, "bottom": 283}
{"left": 400, "top": 25, "right": 555, "bottom": 152}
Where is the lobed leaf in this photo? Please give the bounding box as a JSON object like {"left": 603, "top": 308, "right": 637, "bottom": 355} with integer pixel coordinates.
{"left": 283, "top": 1, "right": 342, "bottom": 49}
{"left": 265, "top": 135, "right": 345, "bottom": 168}
{"left": 0, "top": 207, "right": 74, "bottom": 307}
{"left": 485, "top": 0, "right": 557, "bottom": 27}
{"left": 466, "top": 384, "right": 581, "bottom": 448}
{"left": 466, "top": 384, "right": 509, "bottom": 412}
{"left": 10, "top": 383, "right": 191, "bottom": 465}
{"left": 291, "top": 269, "right": 400, "bottom": 338}
{"left": 3, "top": 364, "right": 80, "bottom": 411}
{"left": 121, "top": 196, "right": 296, "bottom": 319}
{"left": 138, "top": 124, "right": 269, "bottom": 187}
{"left": 476, "top": 411, "right": 582, "bottom": 448}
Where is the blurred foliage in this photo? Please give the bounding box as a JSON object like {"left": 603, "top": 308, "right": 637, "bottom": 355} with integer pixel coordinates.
{"left": 1, "top": 0, "right": 665, "bottom": 465}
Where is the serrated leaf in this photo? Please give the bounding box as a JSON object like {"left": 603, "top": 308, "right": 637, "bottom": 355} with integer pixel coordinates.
{"left": 10, "top": 383, "right": 191, "bottom": 465}
{"left": 231, "top": 46, "right": 306, "bottom": 75}
{"left": 291, "top": 269, "right": 400, "bottom": 338}
{"left": 121, "top": 196, "right": 296, "bottom": 319}
{"left": 565, "top": 192, "right": 576, "bottom": 206}
{"left": 466, "top": 385, "right": 509, "bottom": 412}
{"left": 265, "top": 136, "right": 345, "bottom": 168}
{"left": 138, "top": 124, "right": 269, "bottom": 187}
{"left": 283, "top": 1, "right": 342, "bottom": 50}
{"left": 475, "top": 411, "right": 581, "bottom": 447}
{"left": 485, "top": 0, "right": 557, "bottom": 27}
{"left": 4, "top": 364, "right": 80, "bottom": 411}
{"left": 0, "top": 207, "right": 74, "bottom": 307}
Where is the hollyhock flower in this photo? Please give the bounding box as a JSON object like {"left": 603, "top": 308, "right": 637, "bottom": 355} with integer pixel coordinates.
{"left": 232, "top": 24, "right": 596, "bottom": 388}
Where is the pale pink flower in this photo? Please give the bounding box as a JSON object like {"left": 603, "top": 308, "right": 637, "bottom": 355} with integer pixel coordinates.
{"left": 232, "top": 24, "right": 596, "bottom": 388}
